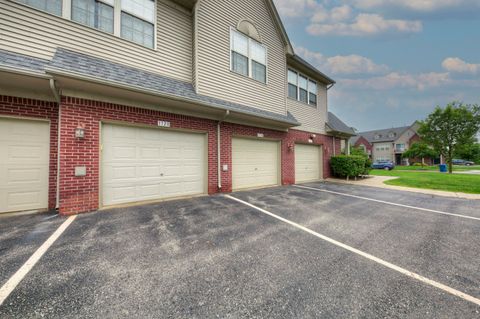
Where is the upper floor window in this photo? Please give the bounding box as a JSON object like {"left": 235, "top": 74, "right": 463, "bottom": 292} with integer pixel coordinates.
{"left": 120, "top": 0, "right": 155, "bottom": 48}
{"left": 395, "top": 143, "right": 405, "bottom": 152}
{"left": 230, "top": 29, "right": 267, "bottom": 83}
{"left": 288, "top": 69, "right": 317, "bottom": 107}
{"left": 72, "top": 0, "right": 115, "bottom": 34}
{"left": 16, "top": 0, "right": 62, "bottom": 16}
{"left": 13, "top": 0, "right": 155, "bottom": 49}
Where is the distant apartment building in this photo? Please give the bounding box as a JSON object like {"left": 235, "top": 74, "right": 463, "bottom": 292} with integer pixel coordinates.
{"left": 350, "top": 122, "right": 439, "bottom": 165}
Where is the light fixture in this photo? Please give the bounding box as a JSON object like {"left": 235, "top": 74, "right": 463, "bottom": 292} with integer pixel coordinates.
{"left": 75, "top": 125, "right": 85, "bottom": 139}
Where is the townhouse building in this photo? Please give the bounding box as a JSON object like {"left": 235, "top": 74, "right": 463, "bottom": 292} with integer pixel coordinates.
{"left": 0, "top": 0, "right": 354, "bottom": 215}
{"left": 351, "top": 122, "right": 439, "bottom": 165}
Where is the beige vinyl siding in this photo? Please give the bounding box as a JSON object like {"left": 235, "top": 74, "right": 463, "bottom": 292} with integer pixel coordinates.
{"left": 195, "top": 0, "right": 287, "bottom": 115}
{"left": 373, "top": 142, "right": 394, "bottom": 161}
{"left": 287, "top": 83, "right": 327, "bottom": 134}
{"left": 396, "top": 128, "right": 416, "bottom": 151}
{"left": 192, "top": 1, "right": 198, "bottom": 90}
{"left": 0, "top": 0, "right": 192, "bottom": 82}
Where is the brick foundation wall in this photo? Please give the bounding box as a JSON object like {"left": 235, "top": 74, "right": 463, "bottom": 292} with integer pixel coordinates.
{"left": 0, "top": 96, "right": 59, "bottom": 210}
{"left": 1, "top": 95, "right": 336, "bottom": 215}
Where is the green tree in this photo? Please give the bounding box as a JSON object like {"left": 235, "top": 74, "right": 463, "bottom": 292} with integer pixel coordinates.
{"left": 454, "top": 140, "right": 480, "bottom": 163}
{"left": 419, "top": 102, "right": 480, "bottom": 173}
{"left": 402, "top": 142, "right": 438, "bottom": 167}
{"left": 350, "top": 146, "right": 368, "bottom": 157}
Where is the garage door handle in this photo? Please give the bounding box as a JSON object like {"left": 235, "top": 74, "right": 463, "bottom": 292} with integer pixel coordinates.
{"left": 255, "top": 168, "right": 258, "bottom": 171}
{"left": 160, "top": 173, "right": 164, "bottom": 177}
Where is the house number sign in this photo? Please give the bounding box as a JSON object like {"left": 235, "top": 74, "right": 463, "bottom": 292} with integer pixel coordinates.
{"left": 158, "top": 120, "right": 171, "bottom": 128}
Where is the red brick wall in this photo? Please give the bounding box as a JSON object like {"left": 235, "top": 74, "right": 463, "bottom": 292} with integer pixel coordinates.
{"left": 58, "top": 97, "right": 219, "bottom": 215}
{"left": 0, "top": 96, "right": 59, "bottom": 210}
{"left": 354, "top": 136, "right": 373, "bottom": 154}
{"left": 1, "top": 95, "right": 337, "bottom": 215}
{"left": 409, "top": 133, "right": 421, "bottom": 144}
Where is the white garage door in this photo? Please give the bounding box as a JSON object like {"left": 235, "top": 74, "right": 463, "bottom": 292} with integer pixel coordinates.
{"left": 0, "top": 118, "right": 50, "bottom": 213}
{"left": 232, "top": 138, "right": 279, "bottom": 190}
{"left": 295, "top": 144, "right": 323, "bottom": 183}
{"left": 102, "top": 124, "right": 206, "bottom": 206}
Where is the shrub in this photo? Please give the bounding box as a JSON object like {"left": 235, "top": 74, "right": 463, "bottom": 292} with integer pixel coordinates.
{"left": 412, "top": 163, "right": 423, "bottom": 166}
{"left": 330, "top": 155, "right": 367, "bottom": 179}
{"left": 363, "top": 158, "right": 372, "bottom": 175}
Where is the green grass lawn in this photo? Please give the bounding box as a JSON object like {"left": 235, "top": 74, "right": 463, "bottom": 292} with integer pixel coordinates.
{"left": 395, "top": 165, "right": 480, "bottom": 171}
{"left": 370, "top": 169, "right": 480, "bottom": 194}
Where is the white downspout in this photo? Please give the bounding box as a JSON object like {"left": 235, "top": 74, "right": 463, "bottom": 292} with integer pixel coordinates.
{"left": 49, "top": 79, "right": 61, "bottom": 209}
{"left": 217, "top": 110, "right": 230, "bottom": 190}
{"left": 332, "top": 136, "right": 336, "bottom": 155}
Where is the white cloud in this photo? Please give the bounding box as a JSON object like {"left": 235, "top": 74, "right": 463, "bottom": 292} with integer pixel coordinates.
{"left": 307, "top": 13, "right": 422, "bottom": 36}
{"left": 351, "top": 0, "right": 476, "bottom": 12}
{"left": 311, "top": 5, "right": 353, "bottom": 23}
{"left": 274, "top": 0, "right": 320, "bottom": 18}
{"left": 442, "top": 57, "right": 480, "bottom": 74}
{"left": 341, "top": 72, "right": 450, "bottom": 90}
{"left": 295, "top": 46, "right": 389, "bottom": 75}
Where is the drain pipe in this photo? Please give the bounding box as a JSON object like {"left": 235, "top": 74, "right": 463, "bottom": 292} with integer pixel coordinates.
{"left": 49, "top": 79, "right": 61, "bottom": 104}
{"left": 217, "top": 110, "right": 230, "bottom": 190}
{"left": 332, "top": 136, "right": 336, "bottom": 155}
{"left": 49, "top": 79, "right": 61, "bottom": 209}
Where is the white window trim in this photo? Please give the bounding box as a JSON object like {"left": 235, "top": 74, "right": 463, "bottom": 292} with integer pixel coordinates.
{"left": 287, "top": 68, "right": 318, "bottom": 108}
{"left": 14, "top": 0, "right": 157, "bottom": 50}
{"left": 230, "top": 27, "right": 268, "bottom": 84}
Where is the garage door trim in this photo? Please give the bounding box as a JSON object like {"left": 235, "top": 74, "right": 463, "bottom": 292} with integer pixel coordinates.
{"left": 232, "top": 135, "right": 281, "bottom": 191}
{"left": 0, "top": 116, "right": 51, "bottom": 214}
{"left": 99, "top": 120, "right": 209, "bottom": 209}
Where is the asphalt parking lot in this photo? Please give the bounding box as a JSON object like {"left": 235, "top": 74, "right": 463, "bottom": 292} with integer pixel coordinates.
{"left": 1, "top": 182, "right": 479, "bottom": 318}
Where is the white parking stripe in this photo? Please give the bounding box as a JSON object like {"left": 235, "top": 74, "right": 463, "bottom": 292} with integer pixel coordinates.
{"left": 225, "top": 195, "right": 480, "bottom": 306}
{"left": 0, "top": 215, "right": 76, "bottom": 306}
{"left": 294, "top": 184, "right": 480, "bottom": 221}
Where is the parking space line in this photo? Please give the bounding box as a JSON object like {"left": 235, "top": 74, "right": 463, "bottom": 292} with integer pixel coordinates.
{"left": 225, "top": 195, "right": 480, "bottom": 306}
{"left": 0, "top": 215, "right": 76, "bottom": 306}
{"left": 294, "top": 184, "right": 480, "bottom": 221}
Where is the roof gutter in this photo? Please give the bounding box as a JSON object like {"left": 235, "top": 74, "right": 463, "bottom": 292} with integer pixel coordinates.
{"left": 0, "top": 65, "right": 51, "bottom": 79}
{"left": 44, "top": 67, "right": 300, "bottom": 127}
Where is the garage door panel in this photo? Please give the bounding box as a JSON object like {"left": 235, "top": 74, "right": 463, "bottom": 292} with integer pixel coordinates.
{"left": 295, "top": 144, "right": 322, "bottom": 183}
{"left": 8, "top": 191, "right": 42, "bottom": 208}
{"left": 139, "top": 166, "right": 162, "bottom": 178}
{"left": 232, "top": 138, "right": 279, "bottom": 190}
{"left": 140, "top": 147, "right": 161, "bottom": 158}
{"left": 0, "top": 118, "right": 49, "bottom": 213}
{"left": 111, "top": 146, "right": 137, "bottom": 159}
{"left": 102, "top": 124, "right": 206, "bottom": 206}
{"left": 8, "top": 168, "right": 42, "bottom": 184}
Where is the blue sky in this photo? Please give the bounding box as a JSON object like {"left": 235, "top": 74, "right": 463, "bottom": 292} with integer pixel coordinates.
{"left": 274, "top": 0, "right": 480, "bottom": 132}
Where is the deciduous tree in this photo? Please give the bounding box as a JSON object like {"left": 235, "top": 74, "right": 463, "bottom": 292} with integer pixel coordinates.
{"left": 419, "top": 102, "right": 480, "bottom": 173}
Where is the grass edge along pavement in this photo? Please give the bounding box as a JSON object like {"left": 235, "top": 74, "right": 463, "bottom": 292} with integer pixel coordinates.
{"left": 369, "top": 169, "right": 480, "bottom": 194}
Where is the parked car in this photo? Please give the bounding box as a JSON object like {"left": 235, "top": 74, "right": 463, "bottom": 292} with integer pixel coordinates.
{"left": 371, "top": 160, "right": 395, "bottom": 170}
{"left": 452, "top": 159, "right": 475, "bottom": 166}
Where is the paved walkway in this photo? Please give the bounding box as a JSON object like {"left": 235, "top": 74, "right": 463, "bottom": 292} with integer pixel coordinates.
{"left": 327, "top": 176, "right": 480, "bottom": 200}
{"left": 456, "top": 170, "right": 480, "bottom": 175}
